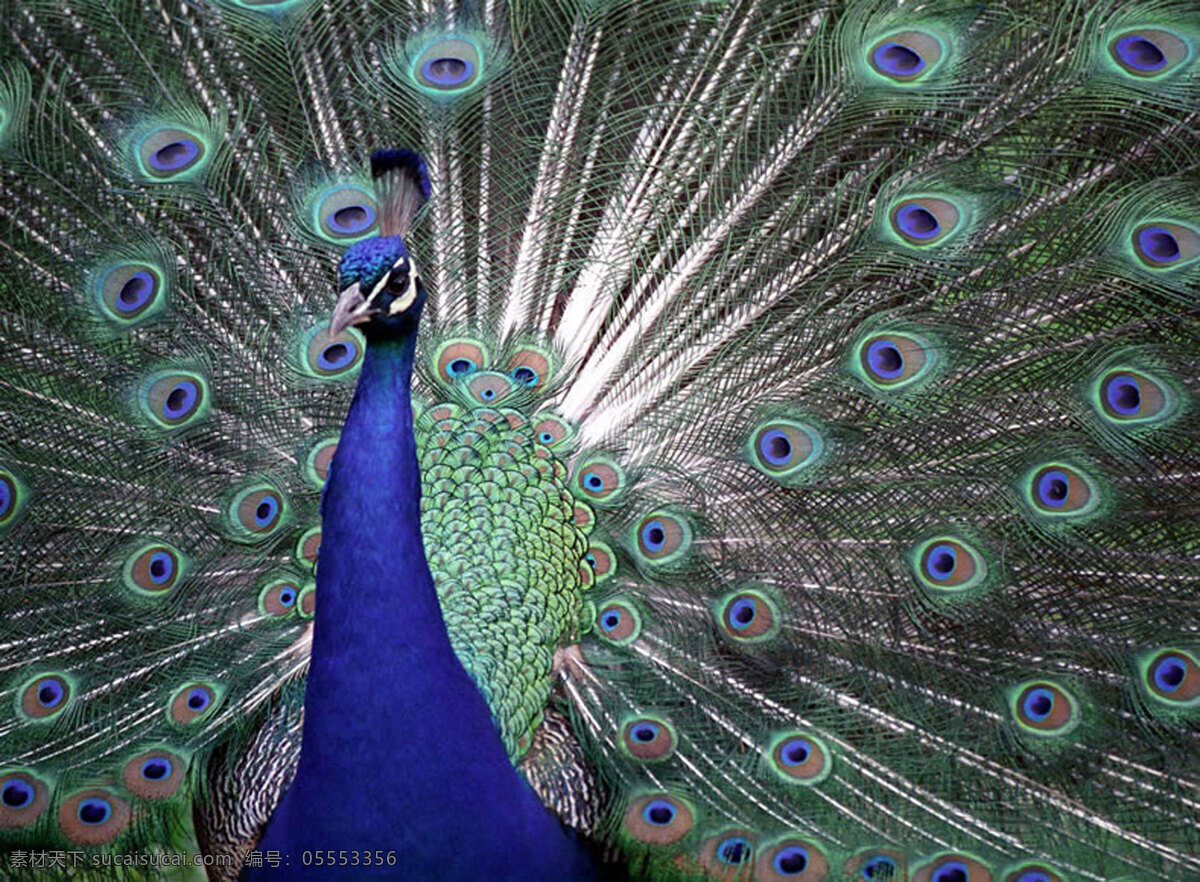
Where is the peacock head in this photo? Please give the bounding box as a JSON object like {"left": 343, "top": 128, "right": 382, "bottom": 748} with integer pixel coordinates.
{"left": 329, "top": 235, "right": 425, "bottom": 338}
{"left": 329, "top": 148, "right": 431, "bottom": 340}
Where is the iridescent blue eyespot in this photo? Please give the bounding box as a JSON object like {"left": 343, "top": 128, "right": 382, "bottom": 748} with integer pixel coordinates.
{"left": 187, "top": 688, "right": 211, "bottom": 712}
{"left": 450, "top": 358, "right": 476, "bottom": 375}
{"left": 1140, "top": 648, "right": 1200, "bottom": 705}
{"left": 1106, "top": 374, "right": 1142, "bottom": 415}
{"left": 1022, "top": 688, "right": 1054, "bottom": 722}
{"left": 38, "top": 680, "right": 63, "bottom": 709}
{"left": 867, "top": 31, "right": 944, "bottom": 83}
{"left": 423, "top": 56, "right": 474, "bottom": 87}
{"left": 641, "top": 520, "right": 665, "bottom": 552}
{"left": 862, "top": 856, "right": 897, "bottom": 879}
{"left": 1108, "top": 30, "right": 1192, "bottom": 79}
{"left": 1130, "top": 221, "right": 1199, "bottom": 270}
{"left": 253, "top": 496, "right": 280, "bottom": 529}
{"left": 1137, "top": 226, "right": 1180, "bottom": 264}
{"left": 779, "top": 738, "right": 811, "bottom": 765}
{"left": 867, "top": 340, "right": 905, "bottom": 378}
{"left": 874, "top": 43, "right": 924, "bottom": 76}
{"left": 1036, "top": 470, "right": 1069, "bottom": 508}
{"left": 0, "top": 474, "right": 14, "bottom": 522}
{"left": 141, "top": 758, "right": 172, "bottom": 781}
{"left": 136, "top": 126, "right": 210, "bottom": 181}
{"left": 318, "top": 341, "right": 358, "bottom": 372}
{"left": 767, "top": 731, "right": 832, "bottom": 784}
{"left": 539, "top": 432, "right": 554, "bottom": 444}
{"left": 279, "top": 587, "right": 297, "bottom": 607}
{"left": 1016, "top": 872, "right": 1051, "bottom": 882}
{"left": 1154, "top": 656, "right": 1185, "bottom": 692}
{"left": 78, "top": 798, "right": 113, "bottom": 826}
{"left": 774, "top": 845, "right": 809, "bottom": 874}
{"left": 328, "top": 203, "right": 376, "bottom": 236}
{"left": 893, "top": 203, "right": 940, "bottom": 240}
{"left": 114, "top": 271, "right": 156, "bottom": 313}
{"left": 631, "top": 722, "right": 659, "bottom": 742}
{"left": 595, "top": 600, "right": 641, "bottom": 644}
{"left": 642, "top": 799, "right": 675, "bottom": 826}
{"left": 1116, "top": 35, "right": 1166, "bottom": 71}
{"left": 728, "top": 597, "right": 757, "bottom": 630}
{"left": 584, "top": 472, "right": 604, "bottom": 491}
{"left": 2, "top": 779, "right": 33, "bottom": 808}
{"left": 758, "top": 429, "right": 794, "bottom": 466}
{"left": 19, "top": 674, "right": 72, "bottom": 720}
{"left": 624, "top": 793, "right": 693, "bottom": 844}
{"left": 716, "top": 836, "right": 753, "bottom": 865}
{"left": 412, "top": 38, "right": 484, "bottom": 94}
{"left": 149, "top": 139, "right": 199, "bottom": 172}
{"left": 163, "top": 382, "right": 198, "bottom": 420}
{"left": 147, "top": 551, "right": 174, "bottom": 586}
{"left": 925, "top": 544, "right": 956, "bottom": 580}
{"left": 512, "top": 366, "right": 538, "bottom": 386}
{"left": 932, "top": 861, "right": 969, "bottom": 882}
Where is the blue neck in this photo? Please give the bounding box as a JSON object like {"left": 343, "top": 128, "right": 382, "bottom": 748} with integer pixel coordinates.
{"left": 254, "top": 328, "right": 594, "bottom": 880}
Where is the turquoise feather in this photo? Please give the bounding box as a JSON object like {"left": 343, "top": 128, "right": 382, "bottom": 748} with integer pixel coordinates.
{"left": 0, "top": 1, "right": 1197, "bottom": 880}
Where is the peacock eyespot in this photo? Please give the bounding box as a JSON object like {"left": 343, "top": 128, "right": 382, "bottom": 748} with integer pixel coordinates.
{"left": 868, "top": 31, "right": 944, "bottom": 83}
{"left": 142, "top": 371, "right": 209, "bottom": 429}
{"left": 861, "top": 855, "right": 900, "bottom": 879}
{"left": 0, "top": 772, "right": 48, "bottom": 829}
{"left": 913, "top": 537, "right": 986, "bottom": 593}
{"left": 716, "top": 588, "right": 780, "bottom": 642}
{"left": 574, "top": 457, "right": 626, "bottom": 503}
{"left": 0, "top": 468, "right": 25, "bottom": 527}
{"left": 506, "top": 348, "right": 553, "bottom": 388}
{"left": 1141, "top": 649, "right": 1199, "bottom": 704}
{"left": 303, "top": 326, "right": 364, "bottom": 379}
{"left": 585, "top": 542, "right": 616, "bottom": 582}
{"left": 136, "top": 126, "right": 209, "bottom": 181}
{"left": 122, "top": 749, "right": 185, "bottom": 800}
{"left": 1094, "top": 367, "right": 1176, "bottom": 425}
{"left": 767, "top": 732, "right": 832, "bottom": 784}
{"left": 748, "top": 418, "right": 824, "bottom": 480}
{"left": 533, "top": 414, "right": 572, "bottom": 448}
{"left": 634, "top": 511, "right": 692, "bottom": 565}
{"left": 169, "top": 682, "right": 219, "bottom": 726}
{"left": 1004, "top": 863, "right": 1062, "bottom": 882}
{"left": 124, "top": 543, "right": 185, "bottom": 595}
{"left": 259, "top": 578, "right": 302, "bottom": 617}
{"left": 1131, "top": 221, "right": 1199, "bottom": 270}
{"left": 19, "top": 674, "right": 72, "bottom": 721}
{"left": 1026, "top": 464, "right": 1098, "bottom": 518}
{"left": 1108, "top": 29, "right": 1192, "bottom": 79}
{"left": 304, "top": 437, "right": 339, "bottom": 486}
{"left": 756, "top": 836, "right": 830, "bottom": 881}
{"left": 296, "top": 527, "right": 321, "bottom": 569}
{"left": 58, "top": 789, "right": 130, "bottom": 846}
{"left": 434, "top": 339, "right": 489, "bottom": 385}
{"left": 889, "top": 197, "right": 961, "bottom": 246}
{"left": 596, "top": 600, "right": 641, "bottom": 644}
{"left": 98, "top": 262, "right": 164, "bottom": 323}
{"left": 914, "top": 853, "right": 994, "bottom": 882}
{"left": 620, "top": 715, "right": 676, "bottom": 761}
{"left": 466, "top": 372, "right": 513, "bottom": 405}
{"left": 298, "top": 583, "right": 316, "bottom": 619}
{"left": 623, "top": 793, "right": 693, "bottom": 845}
{"left": 413, "top": 38, "right": 483, "bottom": 93}
{"left": 856, "top": 332, "right": 935, "bottom": 390}
{"left": 1011, "top": 681, "right": 1078, "bottom": 735}
{"left": 698, "top": 829, "right": 758, "bottom": 874}
{"left": 229, "top": 484, "right": 290, "bottom": 539}
{"left": 313, "top": 184, "right": 379, "bottom": 242}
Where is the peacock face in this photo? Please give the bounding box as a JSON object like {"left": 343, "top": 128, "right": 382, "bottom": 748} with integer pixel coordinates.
{"left": 330, "top": 235, "right": 425, "bottom": 336}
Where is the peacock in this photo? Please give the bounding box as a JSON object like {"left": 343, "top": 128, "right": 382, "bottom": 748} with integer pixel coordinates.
{"left": 0, "top": 0, "right": 1197, "bottom": 879}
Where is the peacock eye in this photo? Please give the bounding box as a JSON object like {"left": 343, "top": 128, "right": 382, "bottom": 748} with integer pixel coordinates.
{"left": 1108, "top": 29, "right": 1192, "bottom": 79}
{"left": 386, "top": 272, "right": 410, "bottom": 294}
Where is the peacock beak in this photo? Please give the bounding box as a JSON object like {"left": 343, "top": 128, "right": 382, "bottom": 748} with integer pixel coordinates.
{"left": 329, "top": 282, "right": 379, "bottom": 337}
